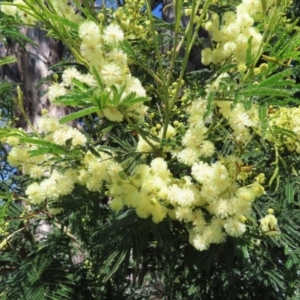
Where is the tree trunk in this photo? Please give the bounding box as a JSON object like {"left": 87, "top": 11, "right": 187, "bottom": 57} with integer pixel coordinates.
{"left": 1, "top": 27, "right": 68, "bottom": 131}
{"left": 0, "top": 27, "right": 71, "bottom": 254}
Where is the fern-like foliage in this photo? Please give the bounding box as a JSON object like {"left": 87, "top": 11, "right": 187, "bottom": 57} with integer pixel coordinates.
{"left": 1, "top": 1, "right": 300, "bottom": 300}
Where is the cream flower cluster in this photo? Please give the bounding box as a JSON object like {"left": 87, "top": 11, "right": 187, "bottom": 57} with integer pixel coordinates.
{"left": 1, "top": 2, "right": 148, "bottom": 121}
{"left": 49, "top": 0, "right": 83, "bottom": 24}
{"left": 38, "top": 115, "right": 87, "bottom": 147}
{"left": 173, "top": 94, "right": 259, "bottom": 166}
{"left": 48, "top": 67, "right": 97, "bottom": 102}
{"left": 260, "top": 209, "right": 279, "bottom": 236}
{"left": 238, "top": 0, "right": 277, "bottom": 17}
{"left": 8, "top": 144, "right": 115, "bottom": 208}
{"left": 217, "top": 101, "right": 260, "bottom": 144}
{"left": 108, "top": 155, "right": 265, "bottom": 251}
{"left": 78, "top": 150, "right": 121, "bottom": 192}
{"left": 5, "top": 116, "right": 121, "bottom": 206}
{"left": 0, "top": 0, "right": 38, "bottom": 25}
{"left": 177, "top": 98, "right": 214, "bottom": 166}
{"left": 48, "top": 20, "right": 147, "bottom": 123}
{"left": 267, "top": 106, "right": 300, "bottom": 153}
{"left": 109, "top": 158, "right": 171, "bottom": 224}
{"left": 25, "top": 169, "right": 78, "bottom": 205}
{"left": 6, "top": 116, "right": 87, "bottom": 208}
{"left": 114, "top": 0, "right": 150, "bottom": 40}
{"left": 2, "top": 0, "right": 278, "bottom": 252}
{"left": 136, "top": 124, "right": 176, "bottom": 154}
{"left": 6, "top": 110, "right": 266, "bottom": 251}
{"left": 126, "top": 97, "right": 265, "bottom": 251}
{"left": 0, "top": 0, "right": 83, "bottom": 25}
{"left": 201, "top": 0, "right": 278, "bottom": 65}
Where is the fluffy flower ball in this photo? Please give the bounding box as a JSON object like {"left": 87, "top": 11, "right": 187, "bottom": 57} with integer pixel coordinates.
{"left": 48, "top": 83, "right": 67, "bottom": 102}
{"left": 79, "top": 21, "right": 101, "bottom": 42}
{"left": 224, "top": 218, "right": 246, "bottom": 237}
{"left": 25, "top": 182, "right": 45, "bottom": 204}
{"left": 103, "top": 24, "right": 124, "bottom": 45}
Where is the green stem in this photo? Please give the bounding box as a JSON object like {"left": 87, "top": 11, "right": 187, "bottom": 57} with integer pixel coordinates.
{"left": 135, "top": 60, "right": 163, "bottom": 85}
{"left": 16, "top": 86, "right": 40, "bottom": 136}
{"left": 145, "top": 0, "right": 170, "bottom": 131}
{"left": 166, "top": 0, "right": 183, "bottom": 87}
{"left": 268, "top": 145, "right": 279, "bottom": 187}
{"left": 23, "top": 0, "right": 88, "bottom": 67}
{"left": 145, "top": 0, "right": 167, "bottom": 88}
{"left": 241, "top": 5, "right": 280, "bottom": 84}
{"left": 242, "top": 131, "right": 257, "bottom": 151}
{"left": 53, "top": 222, "right": 84, "bottom": 253}
{"left": 122, "top": 112, "right": 156, "bottom": 149}
{"left": 163, "top": 0, "right": 212, "bottom": 139}
{"left": 205, "top": 115, "right": 225, "bottom": 136}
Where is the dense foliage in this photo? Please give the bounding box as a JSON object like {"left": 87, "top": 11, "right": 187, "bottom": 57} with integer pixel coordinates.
{"left": 0, "top": 0, "right": 300, "bottom": 299}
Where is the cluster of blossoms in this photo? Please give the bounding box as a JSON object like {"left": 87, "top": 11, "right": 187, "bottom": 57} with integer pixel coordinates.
{"left": 267, "top": 106, "right": 300, "bottom": 153}
{"left": 174, "top": 75, "right": 260, "bottom": 166}
{"left": 5, "top": 116, "right": 87, "bottom": 213}
{"left": 0, "top": 0, "right": 82, "bottom": 25}
{"left": 217, "top": 101, "right": 260, "bottom": 144}
{"left": 114, "top": 0, "right": 151, "bottom": 40}
{"left": 6, "top": 125, "right": 268, "bottom": 251}
{"left": 2, "top": 0, "right": 281, "bottom": 252}
{"left": 5, "top": 107, "right": 272, "bottom": 251}
{"left": 108, "top": 155, "right": 266, "bottom": 242}
{"left": 260, "top": 208, "right": 279, "bottom": 236}
{"left": 177, "top": 97, "right": 214, "bottom": 166}
{"left": 48, "top": 19, "right": 147, "bottom": 123}
{"left": 47, "top": 0, "right": 83, "bottom": 23}
{"left": 201, "top": 0, "right": 278, "bottom": 65}
{"left": 0, "top": 0, "right": 38, "bottom": 24}
{"left": 1, "top": 1, "right": 148, "bottom": 123}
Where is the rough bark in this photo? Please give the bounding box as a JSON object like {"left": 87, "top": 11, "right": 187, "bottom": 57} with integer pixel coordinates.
{"left": 1, "top": 27, "right": 69, "bottom": 131}
{"left": 0, "top": 28, "right": 72, "bottom": 257}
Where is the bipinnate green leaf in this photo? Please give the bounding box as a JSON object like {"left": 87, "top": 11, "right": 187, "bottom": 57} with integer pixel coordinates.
{"left": 271, "top": 125, "right": 297, "bottom": 139}
{"left": 110, "top": 84, "right": 127, "bottom": 106}
{"left": 59, "top": 106, "right": 100, "bottom": 124}
{"left": 122, "top": 93, "right": 150, "bottom": 107}
{"left": 285, "top": 182, "right": 294, "bottom": 205}
{"left": 246, "top": 36, "right": 253, "bottom": 66}
{"left": 258, "top": 69, "right": 293, "bottom": 87}
{"left": 121, "top": 40, "right": 136, "bottom": 59}
{"left": 240, "top": 86, "right": 295, "bottom": 97}
{"left": 0, "top": 56, "right": 17, "bottom": 67}
{"left": 19, "top": 137, "right": 67, "bottom": 155}
{"left": 258, "top": 102, "right": 268, "bottom": 135}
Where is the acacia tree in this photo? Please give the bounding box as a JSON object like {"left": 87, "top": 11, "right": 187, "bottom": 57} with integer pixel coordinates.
{"left": 0, "top": 0, "right": 300, "bottom": 299}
